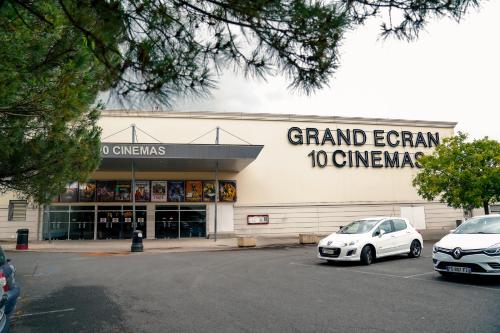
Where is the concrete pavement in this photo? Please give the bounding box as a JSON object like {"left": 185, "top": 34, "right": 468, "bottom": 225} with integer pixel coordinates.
{"left": 1, "top": 236, "right": 301, "bottom": 253}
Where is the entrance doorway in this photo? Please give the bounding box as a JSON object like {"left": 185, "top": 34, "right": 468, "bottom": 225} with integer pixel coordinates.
{"left": 155, "top": 205, "right": 206, "bottom": 239}
{"left": 97, "top": 205, "right": 147, "bottom": 239}
{"left": 43, "top": 205, "right": 95, "bottom": 240}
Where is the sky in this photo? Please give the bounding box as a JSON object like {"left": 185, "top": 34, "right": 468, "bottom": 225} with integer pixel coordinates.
{"left": 123, "top": 2, "right": 500, "bottom": 140}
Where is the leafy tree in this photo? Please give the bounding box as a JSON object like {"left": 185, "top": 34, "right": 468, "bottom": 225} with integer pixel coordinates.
{"left": 0, "top": 0, "right": 484, "bottom": 203}
{"left": 413, "top": 133, "right": 500, "bottom": 215}
{"left": 4, "top": 0, "right": 482, "bottom": 104}
{"left": 0, "top": 1, "right": 119, "bottom": 203}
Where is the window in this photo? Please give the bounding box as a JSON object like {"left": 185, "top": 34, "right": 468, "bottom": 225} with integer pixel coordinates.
{"left": 393, "top": 219, "right": 407, "bottom": 232}
{"left": 8, "top": 200, "right": 27, "bottom": 221}
{"left": 378, "top": 221, "right": 394, "bottom": 234}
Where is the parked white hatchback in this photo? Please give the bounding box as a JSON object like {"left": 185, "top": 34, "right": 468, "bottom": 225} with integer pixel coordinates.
{"left": 317, "top": 217, "right": 423, "bottom": 265}
{"left": 433, "top": 214, "right": 500, "bottom": 276}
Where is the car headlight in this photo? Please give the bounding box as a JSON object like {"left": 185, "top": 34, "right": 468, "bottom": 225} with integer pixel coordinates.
{"left": 483, "top": 244, "right": 500, "bottom": 256}
{"left": 433, "top": 245, "right": 438, "bottom": 253}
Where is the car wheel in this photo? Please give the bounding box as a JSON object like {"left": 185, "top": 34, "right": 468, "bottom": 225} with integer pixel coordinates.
{"left": 408, "top": 240, "right": 422, "bottom": 258}
{"left": 360, "top": 245, "right": 374, "bottom": 265}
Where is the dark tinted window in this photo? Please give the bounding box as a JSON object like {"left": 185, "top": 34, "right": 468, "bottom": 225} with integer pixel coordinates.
{"left": 393, "top": 219, "right": 407, "bottom": 231}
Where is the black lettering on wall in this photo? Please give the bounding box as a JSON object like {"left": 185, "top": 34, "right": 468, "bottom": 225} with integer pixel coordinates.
{"left": 353, "top": 129, "right": 367, "bottom": 146}
{"left": 401, "top": 131, "right": 414, "bottom": 147}
{"left": 316, "top": 150, "right": 328, "bottom": 167}
{"left": 415, "top": 132, "right": 428, "bottom": 148}
{"left": 373, "top": 130, "right": 385, "bottom": 147}
{"left": 401, "top": 152, "right": 414, "bottom": 168}
{"left": 355, "top": 151, "right": 369, "bottom": 167}
{"left": 386, "top": 130, "right": 400, "bottom": 147}
{"left": 428, "top": 132, "right": 440, "bottom": 147}
{"left": 332, "top": 150, "right": 346, "bottom": 167}
{"left": 288, "top": 127, "right": 303, "bottom": 145}
{"left": 307, "top": 150, "right": 315, "bottom": 167}
{"left": 414, "top": 152, "right": 424, "bottom": 168}
{"left": 337, "top": 129, "right": 351, "bottom": 146}
{"left": 348, "top": 150, "right": 353, "bottom": 168}
{"left": 384, "top": 151, "right": 400, "bottom": 168}
{"left": 321, "top": 128, "right": 336, "bottom": 145}
{"left": 371, "top": 151, "right": 383, "bottom": 168}
{"left": 306, "top": 128, "right": 319, "bottom": 145}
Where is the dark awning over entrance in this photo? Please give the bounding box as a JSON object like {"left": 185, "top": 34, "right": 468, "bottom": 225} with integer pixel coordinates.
{"left": 98, "top": 143, "right": 264, "bottom": 172}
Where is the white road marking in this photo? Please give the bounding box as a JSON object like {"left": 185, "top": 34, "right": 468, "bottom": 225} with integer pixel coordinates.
{"left": 13, "top": 308, "right": 75, "bottom": 318}
{"left": 403, "top": 271, "right": 436, "bottom": 278}
{"left": 289, "top": 261, "right": 500, "bottom": 293}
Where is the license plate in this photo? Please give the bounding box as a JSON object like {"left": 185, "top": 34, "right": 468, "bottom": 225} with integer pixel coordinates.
{"left": 323, "top": 249, "right": 334, "bottom": 254}
{"left": 446, "top": 266, "right": 471, "bottom": 274}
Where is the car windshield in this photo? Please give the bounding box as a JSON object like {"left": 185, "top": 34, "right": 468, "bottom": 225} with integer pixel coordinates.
{"left": 454, "top": 216, "right": 500, "bottom": 234}
{"left": 338, "top": 219, "right": 381, "bottom": 234}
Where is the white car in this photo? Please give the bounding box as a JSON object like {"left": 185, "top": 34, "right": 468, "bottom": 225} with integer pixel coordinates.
{"left": 318, "top": 217, "right": 423, "bottom": 265}
{"left": 433, "top": 214, "right": 500, "bottom": 276}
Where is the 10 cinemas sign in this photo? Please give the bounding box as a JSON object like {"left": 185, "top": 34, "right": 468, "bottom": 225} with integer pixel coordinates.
{"left": 101, "top": 143, "right": 167, "bottom": 158}
{"left": 287, "top": 127, "right": 441, "bottom": 169}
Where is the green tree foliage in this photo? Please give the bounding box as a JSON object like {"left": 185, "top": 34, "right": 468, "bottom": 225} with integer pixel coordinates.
{"left": 0, "top": 0, "right": 484, "bottom": 203}
{"left": 413, "top": 134, "right": 500, "bottom": 214}
{"left": 4, "top": 0, "right": 481, "bottom": 104}
{"left": 0, "top": 1, "right": 120, "bottom": 203}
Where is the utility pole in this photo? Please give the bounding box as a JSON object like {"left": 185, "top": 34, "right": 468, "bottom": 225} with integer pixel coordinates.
{"left": 214, "top": 126, "right": 220, "bottom": 242}
{"left": 132, "top": 124, "right": 136, "bottom": 234}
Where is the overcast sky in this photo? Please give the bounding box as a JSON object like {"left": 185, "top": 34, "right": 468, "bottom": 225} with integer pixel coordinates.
{"left": 123, "top": 2, "right": 500, "bottom": 140}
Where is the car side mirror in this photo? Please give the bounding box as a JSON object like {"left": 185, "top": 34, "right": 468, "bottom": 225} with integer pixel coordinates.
{"left": 379, "top": 229, "right": 386, "bottom": 237}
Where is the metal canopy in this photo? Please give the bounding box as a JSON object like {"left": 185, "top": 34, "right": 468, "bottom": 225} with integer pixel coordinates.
{"left": 98, "top": 143, "right": 264, "bottom": 172}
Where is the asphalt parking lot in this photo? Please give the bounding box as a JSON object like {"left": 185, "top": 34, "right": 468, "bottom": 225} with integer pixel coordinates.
{"left": 7, "top": 243, "right": 500, "bottom": 333}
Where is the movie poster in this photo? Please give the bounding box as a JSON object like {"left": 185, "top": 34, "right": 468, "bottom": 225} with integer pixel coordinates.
{"left": 79, "top": 181, "right": 96, "bottom": 202}
{"left": 202, "top": 181, "right": 215, "bottom": 202}
{"left": 151, "top": 181, "right": 167, "bottom": 202}
{"left": 115, "top": 181, "right": 131, "bottom": 201}
{"left": 134, "top": 181, "right": 151, "bottom": 202}
{"left": 167, "top": 181, "right": 185, "bottom": 202}
{"left": 97, "top": 181, "right": 115, "bottom": 202}
{"left": 60, "top": 182, "right": 79, "bottom": 202}
{"left": 219, "top": 180, "right": 237, "bottom": 202}
{"left": 185, "top": 181, "right": 202, "bottom": 202}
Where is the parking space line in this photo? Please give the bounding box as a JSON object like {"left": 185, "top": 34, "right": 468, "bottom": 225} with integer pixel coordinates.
{"left": 337, "top": 268, "right": 407, "bottom": 279}
{"left": 12, "top": 308, "right": 75, "bottom": 318}
{"left": 289, "top": 261, "right": 500, "bottom": 293}
{"left": 403, "top": 272, "right": 436, "bottom": 278}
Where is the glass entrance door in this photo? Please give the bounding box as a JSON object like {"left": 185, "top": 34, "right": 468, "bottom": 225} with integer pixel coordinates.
{"left": 155, "top": 209, "right": 179, "bottom": 239}
{"left": 43, "top": 205, "right": 95, "bottom": 240}
{"left": 97, "top": 206, "right": 147, "bottom": 239}
{"left": 69, "top": 208, "right": 95, "bottom": 240}
{"left": 180, "top": 205, "right": 206, "bottom": 238}
{"left": 155, "top": 205, "right": 206, "bottom": 239}
{"left": 97, "top": 207, "right": 121, "bottom": 239}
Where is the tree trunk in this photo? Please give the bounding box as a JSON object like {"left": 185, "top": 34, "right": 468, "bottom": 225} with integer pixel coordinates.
{"left": 483, "top": 201, "right": 490, "bottom": 215}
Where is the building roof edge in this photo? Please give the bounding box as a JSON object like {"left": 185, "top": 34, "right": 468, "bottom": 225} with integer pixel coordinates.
{"left": 100, "top": 109, "right": 458, "bottom": 128}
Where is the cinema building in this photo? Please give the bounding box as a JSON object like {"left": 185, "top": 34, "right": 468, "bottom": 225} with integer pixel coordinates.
{"left": 0, "top": 110, "right": 477, "bottom": 241}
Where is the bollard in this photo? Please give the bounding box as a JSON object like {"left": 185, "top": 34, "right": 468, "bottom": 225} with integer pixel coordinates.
{"left": 131, "top": 230, "right": 144, "bottom": 252}
{"left": 16, "top": 229, "right": 29, "bottom": 250}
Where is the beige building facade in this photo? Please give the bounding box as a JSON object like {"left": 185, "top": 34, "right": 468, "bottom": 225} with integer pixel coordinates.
{"left": 1, "top": 110, "right": 467, "bottom": 241}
